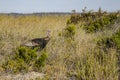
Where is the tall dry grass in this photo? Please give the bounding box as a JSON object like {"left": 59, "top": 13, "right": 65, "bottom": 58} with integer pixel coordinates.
{"left": 0, "top": 14, "right": 119, "bottom": 80}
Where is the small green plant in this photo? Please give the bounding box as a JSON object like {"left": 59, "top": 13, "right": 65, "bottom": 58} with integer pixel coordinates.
{"left": 65, "top": 24, "right": 76, "bottom": 39}
{"left": 66, "top": 18, "right": 71, "bottom": 25}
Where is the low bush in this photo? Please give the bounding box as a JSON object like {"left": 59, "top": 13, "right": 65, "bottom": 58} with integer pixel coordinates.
{"left": 97, "top": 30, "right": 120, "bottom": 52}
{"left": 3, "top": 56, "right": 28, "bottom": 73}
{"left": 2, "top": 47, "right": 48, "bottom": 73}
{"left": 97, "top": 37, "right": 114, "bottom": 51}
{"left": 16, "top": 47, "right": 37, "bottom": 64}
{"left": 67, "top": 14, "right": 81, "bottom": 25}
{"left": 84, "top": 14, "right": 118, "bottom": 33}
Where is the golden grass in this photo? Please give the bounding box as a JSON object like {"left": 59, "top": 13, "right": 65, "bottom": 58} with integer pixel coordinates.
{"left": 0, "top": 14, "right": 119, "bottom": 80}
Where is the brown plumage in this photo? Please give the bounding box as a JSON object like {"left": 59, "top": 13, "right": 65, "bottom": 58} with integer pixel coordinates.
{"left": 23, "top": 30, "right": 51, "bottom": 50}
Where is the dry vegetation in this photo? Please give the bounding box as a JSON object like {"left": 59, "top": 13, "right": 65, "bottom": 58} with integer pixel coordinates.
{"left": 0, "top": 11, "right": 120, "bottom": 80}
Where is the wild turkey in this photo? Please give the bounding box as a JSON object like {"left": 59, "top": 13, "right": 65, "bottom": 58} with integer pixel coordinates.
{"left": 23, "top": 30, "right": 51, "bottom": 50}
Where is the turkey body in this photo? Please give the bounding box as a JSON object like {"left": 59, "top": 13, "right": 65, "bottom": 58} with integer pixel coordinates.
{"left": 23, "top": 36, "right": 50, "bottom": 51}
{"left": 22, "top": 30, "right": 51, "bottom": 51}
{"left": 30, "top": 37, "right": 50, "bottom": 49}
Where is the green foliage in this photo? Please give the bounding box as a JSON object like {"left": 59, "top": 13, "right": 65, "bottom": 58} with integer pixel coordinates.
{"left": 67, "top": 14, "right": 81, "bottom": 25}
{"left": 97, "top": 37, "right": 114, "bottom": 51}
{"left": 64, "top": 10, "right": 119, "bottom": 36}
{"left": 16, "top": 47, "right": 37, "bottom": 63}
{"left": 59, "top": 24, "right": 76, "bottom": 40}
{"left": 66, "top": 18, "right": 71, "bottom": 25}
{"left": 84, "top": 25, "right": 96, "bottom": 33}
{"left": 66, "top": 9, "right": 119, "bottom": 33}
{"left": 65, "top": 24, "right": 76, "bottom": 38}
{"left": 65, "top": 24, "right": 76, "bottom": 37}
{"left": 2, "top": 47, "right": 48, "bottom": 73}
{"left": 35, "top": 51, "right": 48, "bottom": 71}
{"left": 84, "top": 14, "right": 118, "bottom": 33}
{"left": 2, "top": 56, "right": 28, "bottom": 73}
{"left": 112, "top": 30, "right": 120, "bottom": 50}
{"left": 97, "top": 30, "right": 120, "bottom": 52}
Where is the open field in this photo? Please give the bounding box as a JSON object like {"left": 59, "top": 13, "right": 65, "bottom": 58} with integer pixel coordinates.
{"left": 0, "top": 12, "right": 120, "bottom": 80}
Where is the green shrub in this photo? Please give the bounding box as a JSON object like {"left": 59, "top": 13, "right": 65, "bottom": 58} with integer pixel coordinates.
{"left": 65, "top": 24, "right": 76, "bottom": 39}
{"left": 35, "top": 51, "right": 48, "bottom": 71}
{"left": 66, "top": 18, "right": 71, "bottom": 25}
{"left": 16, "top": 47, "right": 37, "bottom": 63}
{"left": 67, "top": 14, "right": 81, "bottom": 25}
{"left": 97, "top": 37, "right": 114, "bottom": 51}
{"left": 2, "top": 47, "right": 37, "bottom": 73}
{"left": 84, "top": 13, "right": 119, "bottom": 33}
{"left": 2, "top": 57, "right": 28, "bottom": 73}
{"left": 112, "top": 30, "right": 120, "bottom": 50}
{"left": 85, "top": 25, "right": 95, "bottom": 33}
{"left": 97, "top": 30, "right": 120, "bottom": 52}
{"left": 2, "top": 46, "right": 48, "bottom": 73}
